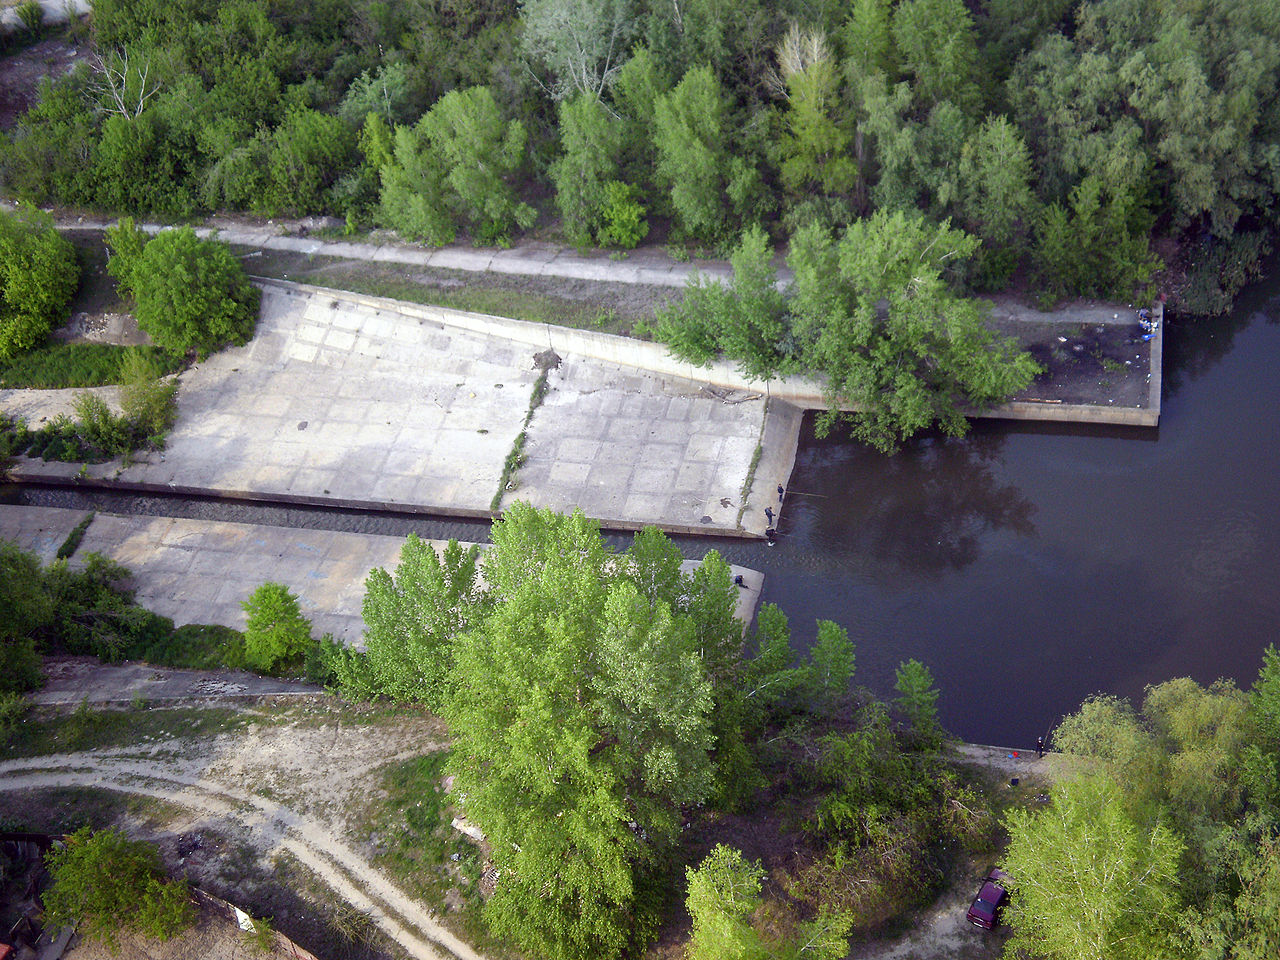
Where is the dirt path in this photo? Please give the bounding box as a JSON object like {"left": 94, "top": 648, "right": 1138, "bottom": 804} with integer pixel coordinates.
{"left": 0, "top": 717, "right": 479, "bottom": 960}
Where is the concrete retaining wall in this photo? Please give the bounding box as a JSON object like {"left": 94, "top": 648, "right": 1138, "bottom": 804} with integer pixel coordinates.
{"left": 259, "top": 279, "right": 1161, "bottom": 428}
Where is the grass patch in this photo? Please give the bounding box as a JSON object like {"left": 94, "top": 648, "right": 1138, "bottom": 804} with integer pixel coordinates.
{"left": 238, "top": 247, "right": 665, "bottom": 336}
{"left": 0, "top": 342, "right": 179, "bottom": 389}
{"left": 491, "top": 369, "right": 549, "bottom": 511}
{"left": 735, "top": 398, "right": 768, "bottom": 529}
{"left": 1, "top": 703, "right": 253, "bottom": 759}
{"left": 0, "top": 787, "right": 180, "bottom": 836}
{"left": 55, "top": 510, "right": 95, "bottom": 559}
{"left": 356, "top": 752, "right": 505, "bottom": 953}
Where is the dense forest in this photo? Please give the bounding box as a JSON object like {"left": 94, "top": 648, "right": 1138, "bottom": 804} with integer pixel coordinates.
{"left": 2, "top": 0, "right": 1279, "bottom": 318}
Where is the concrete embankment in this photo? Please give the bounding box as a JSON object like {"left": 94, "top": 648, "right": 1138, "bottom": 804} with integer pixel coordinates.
{"left": 0, "top": 506, "right": 765, "bottom": 646}
{"left": 4, "top": 281, "right": 798, "bottom": 537}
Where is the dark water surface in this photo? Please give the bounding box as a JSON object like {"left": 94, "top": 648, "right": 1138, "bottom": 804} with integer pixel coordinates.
{"left": 5, "top": 270, "right": 1278, "bottom": 746}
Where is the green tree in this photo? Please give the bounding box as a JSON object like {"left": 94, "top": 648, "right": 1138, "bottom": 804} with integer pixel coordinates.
{"left": 422, "top": 85, "right": 536, "bottom": 246}
{"left": 338, "top": 61, "right": 421, "bottom": 127}
{"left": 0, "top": 540, "right": 51, "bottom": 694}
{"left": 890, "top": 0, "right": 982, "bottom": 116}
{"left": 685, "top": 844, "right": 854, "bottom": 960}
{"left": 775, "top": 25, "right": 855, "bottom": 199}
{"left": 1001, "top": 774, "right": 1189, "bottom": 960}
{"left": 653, "top": 66, "right": 760, "bottom": 246}
{"left": 260, "top": 107, "right": 354, "bottom": 215}
{"left": 550, "top": 92, "right": 625, "bottom": 248}
{"left": 338, "top": 536, "right": 480, "bottom": 708}
{"left": 957, "top": 115, "right": 1036, "bottom": 246}
{"left": 521, "top": 0, "right": 636, "bottom": 100}
{"left": 443, "top": 504, "right": 724, "bottom": 960}
{"left": 656, "top": 225, "right": 788, "bottom": 380}
{"left": 1244, "top": 645, "right": 1280, "bottom": 815}
{"left": 107, "top": 226, "right": 260, "bottom": 356}
{"left": 241, "top": 581, "right": 312, "bottom": 673}
{"left": 0, "top": 204, "right": 79, "bottom": 361}
{"left": 43, "top": 827, "right": 195, "bottom": 953}
{"left": 893, "top": 658, "right": 941, "bottom": 746}
{"left": 381, "top": 86, "right": 535, "bottom": 246}
{"left": 788, "top": 211, "right": 1040, "bottom": 452}
{"left": 1034, "top": 174, "right": 1161, "bottom": 304}
{"left": 378, "top": 118, "right": 454, "bottom": 244}
{"left": 841, "top": 0, "right": 898, "bottom": 83}
{"left": 684, "top": 844, "right": 767, "bottom": 960}
{"left": 805, "top": 619, "right": 854, "bottom": 712}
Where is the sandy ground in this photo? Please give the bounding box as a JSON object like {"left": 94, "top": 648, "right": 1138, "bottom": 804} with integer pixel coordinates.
{"left": 0, "top": 707, "right": 476, "bottom": 960}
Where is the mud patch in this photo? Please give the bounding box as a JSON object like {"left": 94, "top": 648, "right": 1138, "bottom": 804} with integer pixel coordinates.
{"left": 0, "top": 38, "right": 83, "bottom": 129}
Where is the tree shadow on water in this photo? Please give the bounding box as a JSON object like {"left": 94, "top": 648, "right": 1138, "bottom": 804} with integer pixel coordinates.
{"left": 789, "top": 417, "right": 1036, "bottom": 577}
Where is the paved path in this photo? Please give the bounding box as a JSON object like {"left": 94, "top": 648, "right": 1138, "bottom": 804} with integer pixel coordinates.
{"left": 0, "top": 506, "right": 766, "bottom": 645}
{"left": 44, "top": 209, "right": 738, "bottom": 289}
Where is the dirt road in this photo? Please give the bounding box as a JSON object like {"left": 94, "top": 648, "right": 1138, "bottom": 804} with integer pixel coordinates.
{"left": 0, "top": 713, "right": 477, "bottom": 960}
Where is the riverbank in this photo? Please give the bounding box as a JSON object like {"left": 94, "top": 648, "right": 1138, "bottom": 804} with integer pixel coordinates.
{"left": 2, "top": 273, "right": 1159, "bottom": 545}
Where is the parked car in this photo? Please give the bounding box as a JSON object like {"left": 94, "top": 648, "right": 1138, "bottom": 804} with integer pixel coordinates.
{"left": 966, "top": 867, "right": 1009, "bottom": 929}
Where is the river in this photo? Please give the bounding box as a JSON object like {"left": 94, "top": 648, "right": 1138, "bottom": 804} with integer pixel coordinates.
{"left": 5, "top": 270, "right": 1277, "bottom": 746}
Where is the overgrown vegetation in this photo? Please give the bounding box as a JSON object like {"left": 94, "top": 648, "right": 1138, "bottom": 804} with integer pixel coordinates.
{"left": 241, "top": 581, "right": 315, "bottom": 674}
{"left": 490, "top": 369, "right": 550, "bottom": 510}
{"left": 43, "top": 826, "right": 196, "bottom": 953}
{"left": 327, "top": 503, "right": 991, "bottom": 960}
{"left": 0, "top": 342, "right": 180, "bottom": 389}
{"left": 0, "top": 350, "right": 178, "bottom": 463}
{"left": 1, "top": 0, "right": 1273, "bottom": 318}
{"left": 999, "top": 651, "right": 1280, "bottom": 960}
{"left": 657, "top": 217, "right": 1042, "bottom": 451}
{"left": 0, "top": 537, "right": 333, "bottom": 691}
{"left": 0, "top": 204, "right": 78, "bottom": 360}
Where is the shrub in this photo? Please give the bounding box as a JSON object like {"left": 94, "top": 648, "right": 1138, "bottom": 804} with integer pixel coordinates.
{"left": 0, "top": 204, "right": 79, "bottom": 361}
{"left": 596, "top": 180, "right": 648, "bottom": 249}
{"left": 118, "top": 351, "right": 178, "bottom": 445}
{"left": 0, "top": 691, "right": 29, "bottom": 740}
{"left": 107, "top": 225, "right": 259, "bottom": 356}
{"left": 15, "top": 0, "right": 43, "bottom": 33}
{"left": 242, "top": 582, "right": 313, "bottom": 673}
{"left": 43, "top": 827, "right": 195, "bottom": 953}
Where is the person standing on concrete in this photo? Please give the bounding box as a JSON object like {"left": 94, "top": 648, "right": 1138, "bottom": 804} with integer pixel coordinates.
{"left": 765, "top": 506, "right": 774, "bottom": 525}
{"left": 777, "top": 484, "right": 785, "bottom": 502}
{"left": 1036, "top": 736, "right": 1045, "bottom": 758}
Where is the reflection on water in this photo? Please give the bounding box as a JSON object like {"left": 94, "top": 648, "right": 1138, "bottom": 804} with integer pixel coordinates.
{"left": 786, "top": 423, "right": 1035, "bottom": 578}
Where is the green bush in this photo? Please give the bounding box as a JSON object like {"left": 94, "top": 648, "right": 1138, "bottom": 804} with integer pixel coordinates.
{"left": 0, "top": 204, "right": 79, "bottom": 361}
{"left": 596, "top": 180, "right": 648, "bottom": 249}
{"left": 15, "top": 0, "right": 43, "bottom": 33}
{"left": 43, "top": 827, "right": 195, "bottom": 952}
{"left": 242, "top": 582, "right": 313, "bottom": 673}
{"left": 107, "top": 224, "right": 259, "bottom": 356}
{"left": 0, "top": 691, "right": 29, "bottom": 741}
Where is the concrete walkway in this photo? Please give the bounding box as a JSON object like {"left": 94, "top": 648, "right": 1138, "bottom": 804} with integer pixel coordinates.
{"left": 44, "top": 209, "right": 737, "bottom": 289}
{"left": 0, "top": 506, "right": 766, "bottom": 647}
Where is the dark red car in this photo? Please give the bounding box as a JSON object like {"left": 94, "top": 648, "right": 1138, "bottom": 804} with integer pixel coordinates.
{"left": 966, "top": 867, "right": 1009, "bottom": 929}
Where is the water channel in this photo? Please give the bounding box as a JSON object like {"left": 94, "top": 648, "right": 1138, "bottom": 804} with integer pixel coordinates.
{"left": 4, "top": 268, "right": 1278, "bottom": 747}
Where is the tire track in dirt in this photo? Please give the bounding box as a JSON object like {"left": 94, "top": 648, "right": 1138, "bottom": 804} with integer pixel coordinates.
{"left": 0, "top": 754, "right": 481, "bottom": 960}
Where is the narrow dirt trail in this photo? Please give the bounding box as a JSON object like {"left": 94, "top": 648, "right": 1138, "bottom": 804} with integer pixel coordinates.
{"left": 0, "top": 754, "right": 478, "bottom": 960}
{"left": 0, "top": 709, "right": 481, "bottom": 960}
